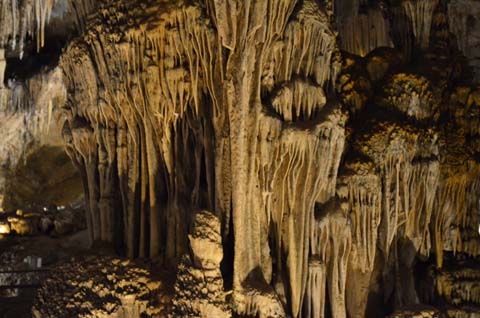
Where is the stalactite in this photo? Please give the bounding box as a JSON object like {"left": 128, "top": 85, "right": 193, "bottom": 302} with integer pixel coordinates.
{"left": 255, "top": 105, "right": 346, "bottom": 318}
{"left": 336, "top": 165, "right": 382, "bottom": 318}
{"left": 303, "top": 258, "right": 327, "bottom": 318}
{"left": 338, "top": 6, "right": 393, "bottom": 57}
{"left": 402, "top": 0, "right": 439, "bottom": 49}
{"left": 36, "top": 0, "right": 480, "bottom": 317}
{"left": 434, "top": 164, "right": 480, "bottom": 266}
{"left": 308, "top": 198, "right": 352, "bottom": 318}
{"left": 60, "top": 1, "right": 220, "bottom": 260}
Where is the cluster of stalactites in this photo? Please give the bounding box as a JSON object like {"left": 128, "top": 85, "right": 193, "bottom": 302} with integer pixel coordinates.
{"left": 337, "top": 172, "right": 382, "bottom": 274}
{"left": 262, "top": 0, "right": 339, "bottom": 96}
{"left": 0, "top": 67, "right": 66, "bottom": 209}
{"left": 338, "top": 6, "right": 393, "bottom": 57}
{"left": 0, "top": 0, "right": 96, "bottom": 57}
{"left": 269, "top": 79, "right": 327, "bottom": 122}
{"left": 379, "top": 128, "right": 439, "bottom": 259}
{"left": 306, "top": 198, "right": 351, "bottom": 318}
{"left": 334, "top": 0, "right": 440, "bottom": 57}
{"left": 434, "top": 166, "right": 480, "bottom": 267}
{"left": 435, "top": 267, "right": 480, "bottom": 307}
{"left": 60, "top": 1, "right": 219, "bottom": 259}
{"left": 0, "top": 66, "right": 65, "bottom": 141}
{"left": 252, "top": 103, "right": 346, "bottom": 318}
{"left": 336, "top": 169, "right": 382, "bottom": 318}
{"left": 0, "top": 0, "right": 57, "bottom": 56}
{"left": 333, "top": 118, "right": 440, "bottom": 315}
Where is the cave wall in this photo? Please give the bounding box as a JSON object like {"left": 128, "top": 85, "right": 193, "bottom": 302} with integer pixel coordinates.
{"left": 0, "top": 0, "right": 479, "bottom": 317}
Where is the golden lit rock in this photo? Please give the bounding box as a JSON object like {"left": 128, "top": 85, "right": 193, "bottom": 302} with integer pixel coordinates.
{"left": 0, "top": 0, "right": 478, "bottom": 317}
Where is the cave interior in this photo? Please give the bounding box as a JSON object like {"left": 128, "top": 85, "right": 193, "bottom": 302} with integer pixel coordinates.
{"left": 0, "top": 0, "right": 479, "bottom": 318}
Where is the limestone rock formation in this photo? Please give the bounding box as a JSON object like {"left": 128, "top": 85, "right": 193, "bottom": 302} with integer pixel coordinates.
{"left": 0, "top": 0, "right": 478, "bottom": 318}
{"left": 32, "top": 255, "right": 167, "bottom": 318}
{"left": 170, "top": 211, "right": 231, "bottom": 318}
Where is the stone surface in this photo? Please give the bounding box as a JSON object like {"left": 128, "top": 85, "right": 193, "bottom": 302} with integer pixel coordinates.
{"left": 32, "top": 255, "right": 168, "bottom": 318}
{"left": 0, "top": 0, "right": 479, "bottom": 318}
{"left": 170, "top": 211, "right": 231, "bottom": 318}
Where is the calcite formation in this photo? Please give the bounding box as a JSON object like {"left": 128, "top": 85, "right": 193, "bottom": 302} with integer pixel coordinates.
{"left": 0, "top": 67, "right": 68, "bottom": 209}
{"left": 0, "top": 0, "right": 479, "bottom": 318}
{"left": 170, "top": 211, "right": 231, "bottom": 318}
{"left": 32, "top": 255, "right": 166, "bottom": 318}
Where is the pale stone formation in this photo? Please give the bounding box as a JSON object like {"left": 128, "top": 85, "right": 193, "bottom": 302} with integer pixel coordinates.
{"left": 58, "top": 2, "right": 345, "bottom": 317}
{"left": 337, "top": 3, "right": 394, "bottom": 57}
{"left": 170, "top": 210, "right": 231, "bottom": 318}
{"left": 0, "top": 0, "right": 90, "bottom": 57}
{"left": 0, "top": 221, "right": 10, "bottom": 234}
{"left": 0, "top": 0, "right": 479, "bottom": 317}
{"left": 8, "top": 213, "right": 40, "bottom": 235}
{"left": 305, "top": 197, "right": 352, "bottom": 318}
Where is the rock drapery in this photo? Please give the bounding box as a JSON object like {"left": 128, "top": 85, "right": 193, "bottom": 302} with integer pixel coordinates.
{"left": 0, "top": 0, "right": 479, "bottom": 317}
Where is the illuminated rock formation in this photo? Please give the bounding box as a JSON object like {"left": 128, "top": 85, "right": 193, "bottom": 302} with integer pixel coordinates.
{"left": 170, "top": 211, "right": 231, "bottom": 318}
{"left": 0, "top": 0, "right": 479, "bottom": 317}
{"left": 32, "top": 255, "right": 166, "bottom": 318}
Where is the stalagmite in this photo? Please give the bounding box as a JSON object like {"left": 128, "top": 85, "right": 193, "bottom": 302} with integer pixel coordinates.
{"left": 337, "top": 166, "right": 382, "bottom": 318}
{"left": 170, "top": 211, "right": 231, "bottom": 318}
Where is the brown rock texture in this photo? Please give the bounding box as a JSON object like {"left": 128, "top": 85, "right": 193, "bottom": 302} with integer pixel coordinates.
{"left": 32, "top": 255, "right": 167, "bottom": 318}
{"left": 0, "top": 0, "right": 479, "bottom": 318}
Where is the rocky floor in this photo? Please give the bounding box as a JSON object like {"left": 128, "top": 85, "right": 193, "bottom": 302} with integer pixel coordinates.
{"left": 0, "top": 229, "right": 90, "bottom": 318}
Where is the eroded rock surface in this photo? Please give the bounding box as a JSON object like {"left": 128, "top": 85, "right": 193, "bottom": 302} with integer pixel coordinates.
{"left": 0, "top": 0, "right": 478, "bottom": 318}
{"left": 170, "top": 211, "right": 231, "bottom": 318}
{"left": 32, "top": 255, "right": 168, "bottom": 318}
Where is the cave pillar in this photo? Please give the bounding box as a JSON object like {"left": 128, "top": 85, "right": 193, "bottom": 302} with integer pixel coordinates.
{"left": 310, "top": 198, "right": 352, "bottom": 318}
{"left": 304, "top": 259, "right": 327, "bottom": 318}
{"left": 0, "top": 49, "right": 5, "bottom": 88}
